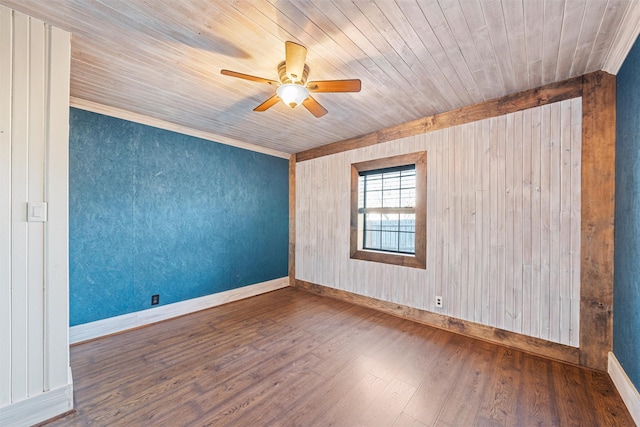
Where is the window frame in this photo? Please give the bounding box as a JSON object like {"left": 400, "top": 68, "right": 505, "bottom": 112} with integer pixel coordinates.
{"left": 350, "top": 151, "right": 427, "bottom": 269}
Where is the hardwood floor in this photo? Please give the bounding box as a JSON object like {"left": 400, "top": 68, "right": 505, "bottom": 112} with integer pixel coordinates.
{"left": 45, "top": 287, "right": 633, "bottom": 426}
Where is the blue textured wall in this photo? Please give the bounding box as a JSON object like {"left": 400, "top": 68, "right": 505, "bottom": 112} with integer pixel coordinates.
{"left": 69, "top": 108, "right": 289, "bottom": 326}
{"left": 614, "top": 36, "right": 640, "bottom": 390}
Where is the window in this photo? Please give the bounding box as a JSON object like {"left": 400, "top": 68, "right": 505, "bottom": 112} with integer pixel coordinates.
{"left": 359, "top": 166, "right": 416, "bottom": 254}
{"left": 350, "top": 151, "right": 427, "bottom": 269}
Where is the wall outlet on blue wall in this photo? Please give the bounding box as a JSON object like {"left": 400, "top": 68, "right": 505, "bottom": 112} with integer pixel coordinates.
{"left": 151, "top": 294, "right": 159, "bottom": 305}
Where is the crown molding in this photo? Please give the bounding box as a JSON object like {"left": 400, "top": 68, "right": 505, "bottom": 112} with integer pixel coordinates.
{"left": 69, "top": 97, "right": 291, "bottom": 159}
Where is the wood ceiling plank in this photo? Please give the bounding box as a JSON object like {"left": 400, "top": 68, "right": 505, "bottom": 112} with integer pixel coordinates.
{"left": 327, "top": 0, "right": 427, "bottom": 116}
{"left": 417, "top": 0, "right": 483, "bottom": 101}
{"left": 569, "top": 0, "right": 609, "bottom": 76}
{"left": 502, "top": 0, "right": 530, "bottom": 91}
{"left": 373, "top": 1, "right": 457, "bottom": 111}
{"left": 70, "top": 47, "right": 259, "bottom": 112}
{"left": 0, "top": 0, "right": 630, "bottom": 154}
{"left": 292, "top": 1, "right": 402, "bottom": 95}
{"left": 481, "top": 0, "right": 519, "bottom": 94}
{"left": 395, "top": 0, "right": 471, "bottom": 108}
{"left": 439, "top": 0, "right": 498, "bottom": 101}
{"left": 458, "top": 0, "right": 505, "bottom": 100}
{"left": 524, "top": 0, "right": 545, "bottom": 88}
{"left": 555, "top": 0, "right": 588, "bottom": 81}
{"left": 542, "top": 0, "right": 566, "bottom": 84}
{"left": 585, "top": 0, "right": 631, "bottom": 72}
{"left": 352, "top": 0, "right": 452, "bottom": 113}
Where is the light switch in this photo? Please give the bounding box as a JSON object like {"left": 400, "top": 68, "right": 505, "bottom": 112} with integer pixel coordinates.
{"left": 28, "top": 202, "right": 48, "bottom": 222}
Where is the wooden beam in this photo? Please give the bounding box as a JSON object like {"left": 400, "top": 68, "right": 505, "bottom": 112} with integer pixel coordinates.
{"left": 296, "top": 75, "right": 583, "bottom": 162}
{"left": 288, "top": 154, "right": 296, "bottom": 285}
{"left": 579, "top": 71, "right": 616, "bottom": 371}
{"left": 292, "top": 279, "right": 581, "bottom": 366}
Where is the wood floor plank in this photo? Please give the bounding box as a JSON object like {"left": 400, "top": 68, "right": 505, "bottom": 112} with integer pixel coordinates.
{"left": 515, "top": 354, "right": 560, "bottom": 425}
{"left": 435, "top": 340, "right": 499, "bottom": 426}
{"left": 356, "top": 378, "right": 417, "bottom": 427}
{"left": 402, "top": 333, "right": 476, "bottom": 425}
{"left": 393, "top": 412, "right": 428, "bottom": 427}
{"left": 477, "top": 347, "right": 523, "bottom": 426}
{"left": 43, "top": 287, "right": 635, "bottom": 426}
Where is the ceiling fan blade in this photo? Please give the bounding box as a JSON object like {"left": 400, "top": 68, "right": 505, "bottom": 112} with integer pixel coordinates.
{"left": 253, "top": 94, "right": 281, "bottom": 112}
{"left": 285, "top": 41, "right": 307, "bottom": 82}
{"left": 302, "top": 96, "right": 328, "bottom": 118}
{"left": 221, "top": 69, "right": 278, "bottom": 85}
{"left": 307, "top": 79, "right": 362, "bottom": 93}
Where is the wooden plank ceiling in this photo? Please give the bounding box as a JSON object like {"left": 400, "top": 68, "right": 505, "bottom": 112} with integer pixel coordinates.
{"left": 0, "top": 0, "right": 633, "bottom": 154}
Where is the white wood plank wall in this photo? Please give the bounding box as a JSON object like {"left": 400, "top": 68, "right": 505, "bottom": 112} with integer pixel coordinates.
{"left": 0, "top": 5, "right": 72, "bottom": 425}
{"left": 296, "top": 99, "right": 582, "bottom": 347}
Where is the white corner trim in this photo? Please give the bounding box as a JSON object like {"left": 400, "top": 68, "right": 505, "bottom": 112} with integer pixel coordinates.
{"left": 608, "top": 351, "right": 640, "bottom": 424}
{"left": 0, "top": 384, "right": 73, "bottom": 427}
{"left": 69, "top": 277, "right": 290, "bottom": 344}
{"left": 602, "top": 0, "right": 640, "bottom": 75}
{"left": 69, "top": 97, "right": 291, "bottom": 159}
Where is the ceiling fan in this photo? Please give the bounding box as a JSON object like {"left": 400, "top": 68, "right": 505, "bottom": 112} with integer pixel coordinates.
{"left": 221, "top": 41, "right": 361, "bottom": 118}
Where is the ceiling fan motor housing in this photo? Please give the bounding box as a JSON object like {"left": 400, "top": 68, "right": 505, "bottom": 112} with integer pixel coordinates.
{"left": 278, "top": 61, "right": 309, "bottom": 85}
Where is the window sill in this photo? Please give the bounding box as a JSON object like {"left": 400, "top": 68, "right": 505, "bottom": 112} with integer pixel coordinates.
{"left": 350, "top": 248, "right": 426, "bottom": 269}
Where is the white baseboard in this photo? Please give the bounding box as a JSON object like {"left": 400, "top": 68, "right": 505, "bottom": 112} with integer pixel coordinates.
{"left": 0, "top": 384, "right": 73, "bottom": 427}
{"left": 69, "top": 277, "right": 290, "bottom": 344}
{"left": 609, "top": 351, "right": 640, "bottom": 425}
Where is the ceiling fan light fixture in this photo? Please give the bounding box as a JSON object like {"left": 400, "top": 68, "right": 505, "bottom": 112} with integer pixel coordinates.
{"left": 276, "top": 83, "right": 309, "bottom": 108}
{"left": 221, "top": 41, "right": 359, "bottom": 117}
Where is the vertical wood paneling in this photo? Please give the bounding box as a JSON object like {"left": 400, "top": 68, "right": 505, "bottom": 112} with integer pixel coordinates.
{"left": 513, "top": 111, "right": 524, "bottom": 334}
{"left": 521, "top": 108, "right": 533, "bottom": 337}
{"left": 488, "top": 117, "right": 499, "bottom": 327}
{"left": 464, "top": 123, "right": 475, "bottom": 320}
{"left": 27, "top": 17, "right": 46, "bottom": 396}
{"left": 449, "top": 126, "right": 460, "bottom": 318}
{"left": 505, "top": 113, "right": 515, "bottom": 332}
{"left": 539, "top": 104, "right": 551, "bottom": 340}
{"left": 296, "top": 99, "right": 582, "bottom": 347}
{"left": 0, "top": 5, "right": 13, "bottom": 406}
{"left": 0, "top": 5, "right": 72, "bottom": 416}
{"left": 496, "top": 115, "right": 506, "bottom": 330}
{"left": 461, "top": 125, "right": 470, "bottom": 316}
{"left": 559, "top": 100, "right": 573, "bottom": 346}
{"left": 480, "top": 119, "right": 491, "bottom": 324}
{"left": 473, "top": 121, "right": 484, "bottom": 323}
{"left": 570, "top": 98, "right": 582, "bottom": 347}
{"left": 45, "top": 24, "right": 71, "bottom": 391}
{"left": 11, "top": 11, "right": 31, "bottom": 402}
{"left": 530, "top": 106, "right": 542, "bottom": 338}
{"left": 549, "top": 102, "right": 562, "bottom": 344}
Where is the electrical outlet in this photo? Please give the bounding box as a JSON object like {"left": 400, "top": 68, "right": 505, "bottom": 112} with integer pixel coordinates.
{"left": 435, "top": 296, "right": 443, "bottom": 308}
{"left": 151, "top": 294, "right": 159, "bottom": 305}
